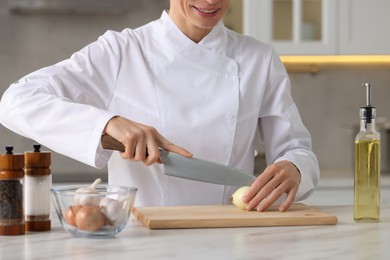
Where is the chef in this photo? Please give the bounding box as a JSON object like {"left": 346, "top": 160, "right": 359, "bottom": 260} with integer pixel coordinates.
{"left": 0, "top": 0, "right": 319, "bottom": 212}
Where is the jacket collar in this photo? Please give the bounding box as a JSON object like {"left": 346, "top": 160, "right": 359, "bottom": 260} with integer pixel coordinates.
{"left": 155, "top": 11, "right": 238, "bottom": 75}
{"left": 160, "top": 11, "right": 227, "bottom": 48}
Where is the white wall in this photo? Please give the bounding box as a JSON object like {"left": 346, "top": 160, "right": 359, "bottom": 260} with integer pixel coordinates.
{"left": 289, "top": 66, "right": 390, "bottom": 174}
{"left": 0, "top": 0, "right": 169, "bottom": 181}
{"left": 1, "top": 0, "right": 389, "bottom": 181}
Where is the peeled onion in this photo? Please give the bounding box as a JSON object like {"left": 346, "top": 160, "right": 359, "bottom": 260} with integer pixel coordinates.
{"left": 231, "top": 186, "right": 250, "bottom": 210}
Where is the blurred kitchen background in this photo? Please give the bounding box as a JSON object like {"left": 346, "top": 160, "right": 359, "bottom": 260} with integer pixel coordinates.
{"left": 0, "top": 0, "right": 389, "bottom": 183}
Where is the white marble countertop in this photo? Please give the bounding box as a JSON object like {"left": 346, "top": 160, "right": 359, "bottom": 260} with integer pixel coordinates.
{"left": 1, "top": 203, "right": 390, "bottom": 260}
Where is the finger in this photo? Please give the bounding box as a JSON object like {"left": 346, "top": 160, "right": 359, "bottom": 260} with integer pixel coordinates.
{"left": 245, "top": 175, "right": 281, "bottom": 210}
{"left": 256, "top": 185, "right": 287, "bottom": 212}
{"left": 250, "top": 167, "right": 291, "bottom": 211}
{"left": 143, "top": 143, "right": 160, "bottom": 166}
{"left": 165, "top": 144, "right": 193, "bottom": 158}
{"left": 278, "top": 186, "right": 298, "bottom": 212}
{"left": 242, "top": 170, "right": 274, "bottom": 204}
{"left": 243, "top": 164, "right": 286, "bottom": 206}
{"left": 133, "top": 136, "right": 147, "bottom": 162}
{"left": 157, "top": 135, "right": 192, "bottom": 158}
{"left": 119, "top": 139, "right": 136, "bottom": 160}
{"left": 245, "top": 184, "right": 272, "bottom": 210}
{"left": 256, "top": 178, "right": 297, "bottom": 212}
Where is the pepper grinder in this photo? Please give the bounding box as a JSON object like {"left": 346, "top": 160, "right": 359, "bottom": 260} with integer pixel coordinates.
{"left": 24, "top": 144, "right": 52, "bottom": 231}
{"left": 0, "top": 146, "right": 25, "bottom": 235}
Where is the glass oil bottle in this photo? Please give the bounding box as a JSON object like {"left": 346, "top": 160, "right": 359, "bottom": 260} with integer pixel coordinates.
{"left": 354, "top": 83, "right": 380, "bottom": 222}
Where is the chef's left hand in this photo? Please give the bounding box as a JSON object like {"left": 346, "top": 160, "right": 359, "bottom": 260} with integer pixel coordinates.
{"left": 241, "top": 160, "right": 301, "bottom": 212}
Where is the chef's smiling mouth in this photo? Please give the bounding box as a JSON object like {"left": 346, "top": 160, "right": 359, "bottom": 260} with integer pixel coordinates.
{"left": 192, "top": 6, "right": 220, "bottom": 15}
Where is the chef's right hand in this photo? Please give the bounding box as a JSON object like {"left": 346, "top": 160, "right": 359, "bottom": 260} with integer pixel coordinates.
{"left": 102, "top": 116, "right": 192, "bottom": 166}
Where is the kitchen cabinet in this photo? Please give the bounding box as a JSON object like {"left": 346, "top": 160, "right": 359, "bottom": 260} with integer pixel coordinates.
{"left": 243, "top": 0, "right": 336, "bottom": 55}
{"left": 339, "top": 0, "right": 390, "bottom": 54}
{"left": 244, "top": 0, "right": 390, "bottom": 55}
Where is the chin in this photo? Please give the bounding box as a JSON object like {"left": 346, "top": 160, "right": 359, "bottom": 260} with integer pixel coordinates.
{"left": 197, "top": 22, "right": 219, "bottom": 30}
{"left": 192, "top": 17, "right": 221, "bottom": 30}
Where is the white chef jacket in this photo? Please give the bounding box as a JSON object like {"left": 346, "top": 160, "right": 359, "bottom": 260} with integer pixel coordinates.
{"left": 0, "top": 11, "right": 319, "bottom": 206}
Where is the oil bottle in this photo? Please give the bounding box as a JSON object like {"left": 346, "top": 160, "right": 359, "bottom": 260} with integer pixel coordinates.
{"left": 354, "top": 83, "right": 380, "bottom": 222}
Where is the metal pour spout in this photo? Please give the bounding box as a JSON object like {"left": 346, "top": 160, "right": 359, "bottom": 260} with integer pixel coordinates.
{"left": 364, "top": 83, "right": 372, "bottom": 107}
{"left": 360, "top": 83, "right": 376, "bottom": 123}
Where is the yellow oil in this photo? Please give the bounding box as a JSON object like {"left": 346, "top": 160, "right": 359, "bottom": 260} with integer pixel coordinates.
{"left": 354, "top": 139, "right": 380, "bottom": 222}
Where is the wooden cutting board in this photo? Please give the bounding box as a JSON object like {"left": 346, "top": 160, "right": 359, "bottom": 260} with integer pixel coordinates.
{"left": 132, "top": 203, "right": 338, "bottom": 229}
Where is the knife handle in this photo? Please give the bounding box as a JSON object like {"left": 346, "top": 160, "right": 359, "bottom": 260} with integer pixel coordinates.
{"left": 101, "top": 135, "right": 125, "bottom": 152}
{"left": 101, "top": 135, "right": 168, "bottom": 160}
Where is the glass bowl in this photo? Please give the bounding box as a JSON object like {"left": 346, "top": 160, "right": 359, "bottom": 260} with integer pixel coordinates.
{"left": 51, "top": 184, "right": 137, "bottom": 238}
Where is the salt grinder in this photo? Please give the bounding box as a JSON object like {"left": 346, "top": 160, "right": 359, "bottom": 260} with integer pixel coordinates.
{"left": 24, "top": 144, "right": 52, "bottom": 231}
{"left": 0, "top": 146, "right": 25, "bottom": 235}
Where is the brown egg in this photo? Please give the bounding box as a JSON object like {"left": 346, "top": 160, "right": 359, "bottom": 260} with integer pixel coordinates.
{"left": 65, "top": 205, "right": 82, "bottom": 226}
{"left": 75, "top": 206, "right": 105, "bottom": 231}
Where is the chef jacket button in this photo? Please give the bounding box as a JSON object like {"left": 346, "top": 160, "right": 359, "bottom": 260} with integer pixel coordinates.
{"left": 227, "top": 63, "right": 237, "bottom": 73}
{"left": 227, "top": 113, "right": 236, "bottom": 120}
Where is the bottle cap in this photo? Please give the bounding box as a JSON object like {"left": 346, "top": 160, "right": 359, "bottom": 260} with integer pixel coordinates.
{"left": 24, "top": 144, "right": 51, "bottom": 176}
{"left": 0, "top": 146, "right": 24, "bottom": 180}
{"left": 360, "top": 83, "right": 376, "bottom": 122}
{"left": 360, "top": 106, "right": 376, "bottom": 119}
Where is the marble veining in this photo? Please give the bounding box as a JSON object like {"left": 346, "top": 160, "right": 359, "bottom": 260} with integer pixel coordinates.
{"left": 1, "top": 203, "right": 390, "bottom": 260}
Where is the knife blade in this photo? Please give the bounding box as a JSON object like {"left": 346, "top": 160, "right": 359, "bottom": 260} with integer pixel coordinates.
{"left": 101, "top": 135, "right": 256, "bottom": 187}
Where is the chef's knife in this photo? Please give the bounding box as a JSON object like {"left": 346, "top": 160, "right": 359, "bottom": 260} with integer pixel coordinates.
{"left": 101, "top": 135, "right": 256, "bottom": 187}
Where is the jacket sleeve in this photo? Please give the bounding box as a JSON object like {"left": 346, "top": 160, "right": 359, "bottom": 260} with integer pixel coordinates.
{"left": 0, "top": 31, "right": 125, "bottom": 168}
{"left": 258, "top": 50, "right": 320, "bottom": 201}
